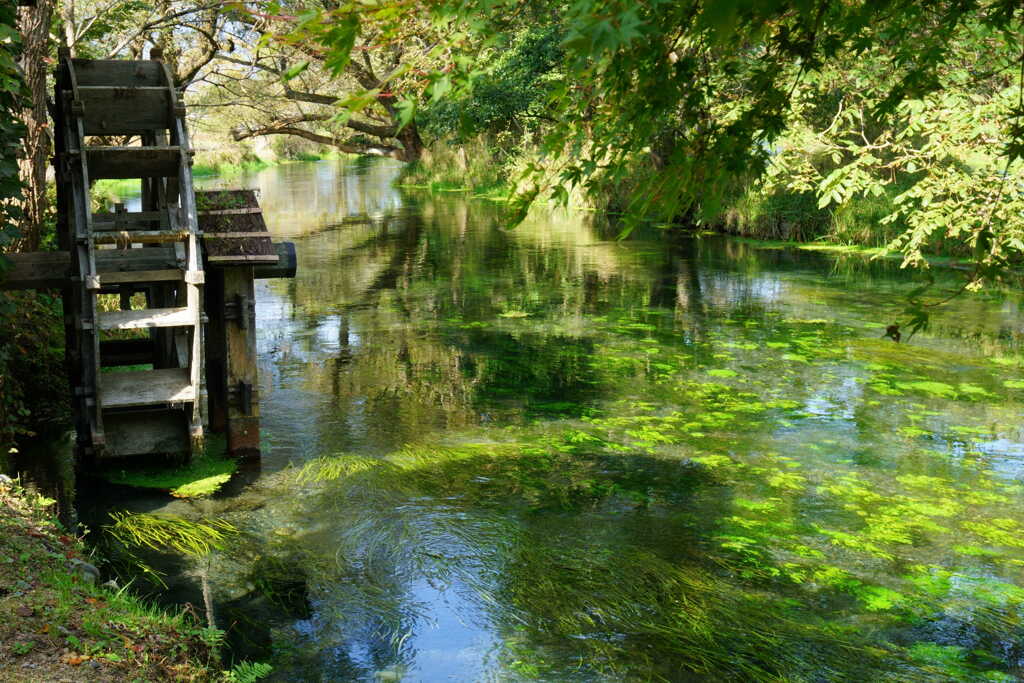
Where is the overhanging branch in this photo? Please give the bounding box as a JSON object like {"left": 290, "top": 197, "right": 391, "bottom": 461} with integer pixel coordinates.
{"left": 231, "top": 123, "right": 404, "bottom": 160}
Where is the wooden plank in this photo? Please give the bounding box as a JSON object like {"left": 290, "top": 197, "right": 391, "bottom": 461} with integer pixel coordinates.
{"left": 205, "top": 268, "right": 227, "bottom": 434}
{"left": 93, "top": 231, "right": 189, "bottom": 245}
{"left": 78, "top": 86, "right": 171, "bottom": 135}
{"left": 0, "top": 251, "right": 70, "bottom": 289}
{"left": 92, "top": 209, "right": 170, "bottom": 229}
{"left": 208, "top": 255, "right": 279, "bottom": 263}
{"left": 203, "top": 232, "right": 273, "bottom": 239}
{"left": 85, "top": 146, "right": 182, "bottom": 179}
{"left": 224, "top": 267, "right": 260, "bottom": 457}
{"left": 102, "top": 410, "right": 189, "bottom": 458}
{"left": 198, "top": 207, "right": 263, "bottom": 216}
{"left": 100, "top": 368, "right": 195, "bottom": 408}
{"left": 97, "top": 306, "right": 196, "bottom": 330}
{"left": 100, "top": 269, "right": 183, "bottom": 284}
{"left": 253, "top": 241, "right": 296, "bottom": 279}
{"left": 196, "top": 190, "right": 274, "bottom": 260}
{"left": 70, "top": 59, "right": 164, "bottom": 88}
{"left": 1, "top": 242, "right": 295, "bottom": 289}
{"left": 96, "top": 248, "right": 180, "bottom": 274}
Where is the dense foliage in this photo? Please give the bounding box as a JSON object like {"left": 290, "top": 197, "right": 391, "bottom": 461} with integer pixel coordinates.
{"left": 0, "top": 2, "right": 26, "bottom": 256}
{"left": 280, "top": 0, "right": 1024, "bottom": 289}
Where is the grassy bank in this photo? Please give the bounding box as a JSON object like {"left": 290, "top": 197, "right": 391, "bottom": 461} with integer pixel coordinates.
{"left": 398, "top": 139, "right": 521, "bottom": 200}
{"left": 401, "top": 139, "right": 974, "bottom": 261}
{"left": 717, "top": 182, "right": 920, "bottom": 249}
{"left": 0, "top": 478, "right": 224, "bottom": 681}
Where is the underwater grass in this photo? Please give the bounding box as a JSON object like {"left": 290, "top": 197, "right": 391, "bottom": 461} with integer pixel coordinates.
{"left": 278, "top": 297, "right": 1024, "bottom": 680}
{"left": 105, "top": 511, "right": 236, "bottom": 557}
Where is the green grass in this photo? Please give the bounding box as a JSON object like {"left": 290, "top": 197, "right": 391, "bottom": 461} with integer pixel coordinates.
{"left": 92, "top": 179, "right": 142, "bottom": 209}
{"left": 398, "top": 138, "right": 517, "bottom": 199}
{"left": 0, "top": 478, "right": 221, "bottom": 679}
{"left": 725, "top": 235, "right": 973, "bottom": 267}
{"left": 192, "top": 158, "right": 272, "bottom": 178}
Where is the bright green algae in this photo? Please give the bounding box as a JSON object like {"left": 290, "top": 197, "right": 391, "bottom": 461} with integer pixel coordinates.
{"left": 86, "top": 160, "right": 1024, "bottom": 682}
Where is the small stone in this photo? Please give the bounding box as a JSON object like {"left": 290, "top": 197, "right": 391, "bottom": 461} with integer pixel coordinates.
{"left": 69, "top": 558, "right": 100, "bottom": 584}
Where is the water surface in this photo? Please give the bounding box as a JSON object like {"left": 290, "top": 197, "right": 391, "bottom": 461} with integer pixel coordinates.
{"left": 92, "top": 158, "right": 1024, "bottom": 681}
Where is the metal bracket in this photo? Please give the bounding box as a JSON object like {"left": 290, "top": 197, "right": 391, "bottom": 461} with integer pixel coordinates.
{"left": 223, "top": 293, "right": 253, "bottom": 330}
{"left": 227, "top": 381, "right": 254, "bottom": 415}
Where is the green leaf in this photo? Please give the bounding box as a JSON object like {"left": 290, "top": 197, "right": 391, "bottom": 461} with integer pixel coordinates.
{"left": 282, "top": 61, "right": 309, "bottom": 81}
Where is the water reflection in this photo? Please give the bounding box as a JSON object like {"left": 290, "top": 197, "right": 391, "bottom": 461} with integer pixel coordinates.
{"left": 87, "top": 158, "right": 1024, "bottom": 681}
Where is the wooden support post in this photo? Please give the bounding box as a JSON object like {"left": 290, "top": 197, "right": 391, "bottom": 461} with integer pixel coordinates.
{"left": 205, "top": 268, "right": 227, "bottom": 435}
{"left": 206, "top": 265, "right": 261, "bottom": 456}
{"left": 225, "top": 266, "right": 259, "bottom": 457}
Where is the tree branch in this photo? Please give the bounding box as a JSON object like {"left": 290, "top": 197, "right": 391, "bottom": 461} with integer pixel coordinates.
{"left": 231, "top": 123, "right": 404, "bottom": 159}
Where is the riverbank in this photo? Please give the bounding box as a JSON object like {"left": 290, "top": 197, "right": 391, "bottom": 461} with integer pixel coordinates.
{"left": 397, "top": 140, "right": 973, "bottom": 262}
{"left": 0, "top": 477, "right": 221, "bottom": 682}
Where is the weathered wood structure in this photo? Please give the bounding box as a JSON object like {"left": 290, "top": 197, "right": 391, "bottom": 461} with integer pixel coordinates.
{"left": 1, "top": 53, "right": 296, "bottom": 461}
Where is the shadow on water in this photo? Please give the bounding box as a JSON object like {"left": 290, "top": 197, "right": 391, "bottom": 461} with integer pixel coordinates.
{"left": 61, "top": 157, "right": 1024, "bottom": 681}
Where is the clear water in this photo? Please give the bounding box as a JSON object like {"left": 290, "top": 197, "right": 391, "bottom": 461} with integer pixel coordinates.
{"left": 88, "top": 158, "right": 1024, "bottom": 681}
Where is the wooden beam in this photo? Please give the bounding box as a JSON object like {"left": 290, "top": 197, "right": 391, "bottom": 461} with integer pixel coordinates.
{"left": 77, "top": 86, "right": 172, "bottom": 136}
{"left": 102, "top": 410, "right": 188, "bottom": 459}
{"left": 223, "top": 266, "right": 260, "bottom": 457}
{"left": 84, "top": 146, "right": 182, "bottom": 179}
{"left": 207, "top": 255, "right": 279, "bottom": 263}
{"left": 69, "top": 59, "right": 164, "bottom": 88}
{"left": 203, "top": 232, "right": 274, "bottom": 239}
{"left": 198, "top": 207, "right": 263, "bottom": 216}
{"left": 1, "top": 241, "right": 296, "bottom": 289}
{"left": 100, "top": 368, "right": 195, "bottom": 408}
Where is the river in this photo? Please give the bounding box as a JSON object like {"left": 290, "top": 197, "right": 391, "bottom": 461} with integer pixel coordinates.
{"left": 84, "top": 157, "right": 1024, "bottom": 681}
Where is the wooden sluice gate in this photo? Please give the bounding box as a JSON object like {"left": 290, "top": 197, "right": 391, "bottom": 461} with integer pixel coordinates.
{"left": 1, "top": 54, "right": 296, "bottom": 462}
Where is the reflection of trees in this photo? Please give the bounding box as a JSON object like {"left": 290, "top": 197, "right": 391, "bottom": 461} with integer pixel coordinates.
{"left": 264, "top": 193, "right": 705, "bottom": 453}
{"left": 199, "top": 159, "right": 411, "bottom": 239}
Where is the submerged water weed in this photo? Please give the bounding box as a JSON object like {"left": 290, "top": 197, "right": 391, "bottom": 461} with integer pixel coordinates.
{"left": 268, "top": 327, "right": 1022, "bottom": 679}
{"left": 89, "top": 159, "right": 1024, "bottom": 681}
{"left": 295, "top": 440, "right": 700, "bottom": 512}
{"left": 100, "top": 438, "right": 238, "bottom": 498}
{"left": 106, "top": 512, "right": 236, "bottom": 557}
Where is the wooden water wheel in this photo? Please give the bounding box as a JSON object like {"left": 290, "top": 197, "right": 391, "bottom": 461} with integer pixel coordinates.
{"left": 54, "top": 52, "right": 205, "bottom": 459}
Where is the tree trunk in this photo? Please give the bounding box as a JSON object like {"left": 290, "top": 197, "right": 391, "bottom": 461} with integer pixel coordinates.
{"left": 397, "top": 121, "right": 424, "bottom": 163}
{"left": 16, "top": 0, "right": 52, "bottom": 253}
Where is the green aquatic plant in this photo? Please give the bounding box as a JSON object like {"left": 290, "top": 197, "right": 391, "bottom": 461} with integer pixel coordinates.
{"left": 297, "top": 454, "right": 383, "bottom": 484}
{"left": 895, "top": 380, "right": 958, "bottom": 399}
{"left": 100, "top": 440, "right": 238, "bottom": 498}
{"left": 105, "top": 512, "right": 236, "bottom": 557}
